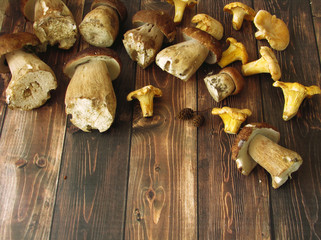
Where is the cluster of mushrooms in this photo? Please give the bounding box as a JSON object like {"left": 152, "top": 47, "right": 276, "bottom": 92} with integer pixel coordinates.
{"left": 1, "top": 1, "right": 320, "bottom": 188}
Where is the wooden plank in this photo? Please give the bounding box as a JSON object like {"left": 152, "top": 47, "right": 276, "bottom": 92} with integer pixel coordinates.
{"left": 311, "top": 0, "right": 321, "bottom": 17}
{"left": 254, "top": 0, "right": 321, "bottom": 239}
{"left": 314, "top": 17, "right": 321, "bottom": 61}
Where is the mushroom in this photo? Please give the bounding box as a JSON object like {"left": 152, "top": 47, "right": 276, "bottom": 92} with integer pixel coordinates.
{"left": 156, "top": 27, "right": 222, "bottom": 81}
{"left": 232, "top": 123, "right": 303, "bottom": 188}
{"left": 204, "top": 67, "right": 245, "bottom": 102}
{"left": 218, "top": 37, "right": 248, "bottom": 68}
{"left": 191, "top": 13, "right": 224, "bottom": 40}
{"left": 0, "top": 32, "right": 57, "bottom": 110}
{"left": 211, "top": 106, "right": 252, "bottom": 134}
{"left": 254, "top": 10, "right": 290, "bottom": 51}
{"left": 32, "top": 0, "right": 78, "bottom": 49}
{"left": 223, "top": 2, "right": 256, "bottom": 30}
{"left": 64, "top": 47, "right": 121, "bottom": 132}
{"left": 166, "top": 0, "right": 197, "bottom": 23}
{"left": 273, "top": 81, "right": 321, "bottom": 121}
{"left": 123, "top": 10, "right": 176, "bottom": 69}
{"left": 79, "top": 0, "right": 127, "bottom": 47}
{"left": 241, "top": 46, "right": 281, "bottom": 81}
{"left": 127, "top": 85, "right": 163, "bottom": 117}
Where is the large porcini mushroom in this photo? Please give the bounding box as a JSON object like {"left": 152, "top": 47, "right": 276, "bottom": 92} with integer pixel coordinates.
{"left": 211, "top": 106, "right": 251, "bottom": 134}
{"left": 32, "top": 0, "right": 78, "bottom": 49}
{"left": 232, "top": 123, "right": 303, "bottom": 188}
{"left": 64, "top": 47, "right": 121, "bottom": 132}
{"left": 123, "top": 10, "right": 176, "bottom": 69}
{"left": 254, "top": 10, "right": 290, "bottom": 51}
{"left": 127, "top": 85, "right": 163, "bottom": 117}
{"left": 273, "top": 81, "right": 321, "bottom": 121}
{"left": 0, "top": 32, "right": 57, "bottom": 110}
{"left": 223, "top": 2, "right": 256, "bottom": 30}
{"left": 79, "top": 0, "right": 127, "bottom": 47}
{"left": 156, "top": 27, "right": 222, "bottom": 81}
{"left": 204, "top": 67, "right": 245, "bottom": 102}
{"left": 191, "top": 13, "right": 224, "bottom": 40}
{"left": 166, "top": 0, "right": 197, "bottom": 23}
{"left": 218, "top": 37, "right": 248, "bottom": 68}
{"left": 241, "top": 46, "right": 281, "bottom": 81}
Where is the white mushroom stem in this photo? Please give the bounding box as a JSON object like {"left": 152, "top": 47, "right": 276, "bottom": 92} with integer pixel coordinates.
{"left": 5, "top": 49, "right": 57, "bottom": 110}
{"left": 65, "top": 60, "right": 116, "bottom": 132}
{"left": 248, "top": 134, "right": 303, "bottom": 188}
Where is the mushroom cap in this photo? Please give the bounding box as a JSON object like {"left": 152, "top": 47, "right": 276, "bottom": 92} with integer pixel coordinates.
{"left": 219, "top": 67, "right": 245, "bottom": 95}
{"left": 212, "top": 106, "right": 252, "bottom": 120}
{"left": 63, "top": 46, "right": 122, "bottom": 81}
{"left": 0, "top": 32, "right": 41, "bottom": 73}
{"left": 223, "top": 2, "right": 256, "bottom": 21}
{"left": 191, "top": 13, "right": 224, "bottom": 40}
{"left": 91, "top": 0, "right": 127, "bottom": 22}
{"left": 182, "top": 27, "right": 222, "bottom": 64}
{"left": 132, "top": 10, "right": 177, "bottom": 42}
{"left": 166, "top": 0, "right": 197, "bottom": 7}
{"left": 260, "top": 46, "right": 281, "bottom": 81}
{"left": 20, "top": 0, "right": 37, "bottom": 21}
{"left": 127, "top": 85, "right": 163, "bottom": 101}
{"left": 254, "top": 10, "right": 290, "bottom": 51}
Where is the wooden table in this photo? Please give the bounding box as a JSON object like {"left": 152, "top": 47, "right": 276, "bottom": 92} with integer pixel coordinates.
{"left": 0, "top": 0, "right": 320, "bottom": 239}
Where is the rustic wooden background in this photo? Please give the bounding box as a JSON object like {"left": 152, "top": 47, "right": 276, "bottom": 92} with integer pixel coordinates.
{"left": 0, "top": 0, "right": 320, "bottom": 239}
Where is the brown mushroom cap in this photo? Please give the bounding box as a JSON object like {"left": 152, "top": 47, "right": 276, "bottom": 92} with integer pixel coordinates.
{"left": 224, "top": 2, "right": 256, "bottom": 21}
{"left": 132, "top": 10, "right": 177, "bottom": 42}
{"left": 182, "top": 27, "right": 222, "bottom": 64}
{"left": 91, "top": 0, "right": 127, "bottom": 22}
{"left": 219, "top": 67, "right": 245, "bottom": 95}
{"left": 20, "top": 0, "right": 37, "bottom": 21}
{"left": 63, "top": 46, "right": 122, "bottom": 81}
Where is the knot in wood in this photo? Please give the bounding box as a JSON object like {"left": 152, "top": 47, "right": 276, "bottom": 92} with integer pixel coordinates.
{"left": 15, "top": 159, "right": 28, "bottom": 168}
{"left": 147, "top": 189, "right": 155, "bottom": 200}
{"left": 35, "top": 157, "right": 47, "bottom": 168}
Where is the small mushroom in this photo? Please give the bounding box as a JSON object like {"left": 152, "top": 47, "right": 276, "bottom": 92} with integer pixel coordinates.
{"left": 223, "top": 2, "right": 256, "bottom": 30}
{"left": 32, "top": 0, "right": 78, "bottom": 49}
{"left": 204, "top": 67, "right": 245, "bottom": 102}
{"left": 241, "top": 46, "right": 281, "bottom": 81}
{"left": 127, "top": 85, "right": 163, "bottom": 117}
{"left": 0, "top": 32, "right": 57, "bottom": 110}
{"left": 232, "top": 123, "right": 303, "bottom": 188}
{"left": 123, "top": 10, "right": 176, "bottom": 69}
{"left": 218, "top": 37, "right": 248, "bottom": 68}
{"left": 64, "top": 47, "right": 121, "bottom": 132}
{"left": 156, "top": 27, "right": 222, "bottom": 81}
{"left": 166, "top": 0, "right": 197, "bottom": 23}
{"left": 191, "top": 13, "right": 224, "bottom": 40}
{"left": 79, "top": 0, "right": 127, "bottom": 47}
{"left": 254, "top": 10, "right": 290, "bottom": 51}
{"left": 211, "top": 106, "right": 252, "bottom": 134}
{"left": 273, "top": 81, "right": 321, "bottom": 121}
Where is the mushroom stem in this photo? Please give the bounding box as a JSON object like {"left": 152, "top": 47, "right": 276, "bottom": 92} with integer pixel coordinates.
{"left": 248, "top": 134, "right": 303, "bottom": 188}
{"left": 138, "top": 94, "right": 156, "bottom": 117}
{"left": 241, "top": 57, "right": 269, "bottom": 76}
{"left": 231, "top": 8, "right": 246, "bottom": 30}
{"left": 204, "top": 73, "right": 235, "bottom": 102}
{"left": 173, "top": 0, "right": 188, "bottom": 23}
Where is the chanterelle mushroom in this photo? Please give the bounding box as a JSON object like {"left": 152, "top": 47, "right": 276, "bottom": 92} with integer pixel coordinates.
{"left": 123, "top": 10, "right": 176, "bottom": 69}
{"left": 204, "top": 67, "right": 245, "bottom": 102}
{"left": 232, "top": 123, "right": 303, "bottom": 188}
{"left": 211, "top": 106, "right": 252, "bottom": 134}
{"left": 127, "top": 85, "right": 163, "bottom": 117}
{"left": 273, "top": 81, "right": 321, "bottom": 121}
{"left": 0, "top": 32, "right": 57, "bottom": 110}
{"left": 254, "top": 10, "right": 290, "bottom": 51}
{"left": 241, "top": 46, "right": 281, "bottom": 81}
{"left": 167, "top": 0, "right": 197, "bottom": 23}
{"left": 218, "top": 37, "right": 248, "bottom": 68}
{"left": 156, "top": 27, "right": 222, "bottom": 81}
{"left": 64, "top": 47, "right": 121, "bottom": 132}
{"left": 191, "top": 13, "right": 224, "bottom": 40}
{"left": 223, "top": 2, "right": 256, "bottom": 30}
{"left": 79, "top": 0, "right": 127, "bottom": 47}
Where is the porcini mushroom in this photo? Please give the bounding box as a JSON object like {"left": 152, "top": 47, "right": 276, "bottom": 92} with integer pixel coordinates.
{"left": 241, "top": 46, "right": 281, "bottom": 81}
{"left": 127, "top": 85, "right": 162, "bottom": 117}
{"left": 191, "top": 13, "right": 224, "bottom": 40}
{"left": 166, "top": 0, "right": 197, "bottom": 23}
{"left": 273, "top": 81, "right": 321, "bottom": 121}
{"left": 64, "top": 47, "right": 121, "bottom": 132}
{"left": 0, "top": 32, "right": 57, "bottom": 110}
{"left": 211, "top": 106, "right": 252, "bottom": 134}
{"left": 204, "top": 67, "right": 245, "bottom": 102}
{"left": 232, "top": 123, "right": 303, "bottom": 188}
{"left": 79, "top": 0, "right": 127, "bottom": 47}
{"left": 32, "top": 0, "right": 78, "bottom": 49}
{"left": 218, "top": 37, "right": 248, "bottom": 68}
{"left": 123, "top": 10, "right": 176, "bottom": 69}
{"left": 254, "top": 10, "right": 290, "bottom": 51}
{"left": 223, "top": 2, "right": 256, "bottom": 30}
{"left": 156, "top": 27, "right": 222, "bottom": 81}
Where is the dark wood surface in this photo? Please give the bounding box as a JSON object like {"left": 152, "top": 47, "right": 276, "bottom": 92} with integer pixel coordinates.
{"left": 0, "top": 0, "right": 320, "bottom": 239}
